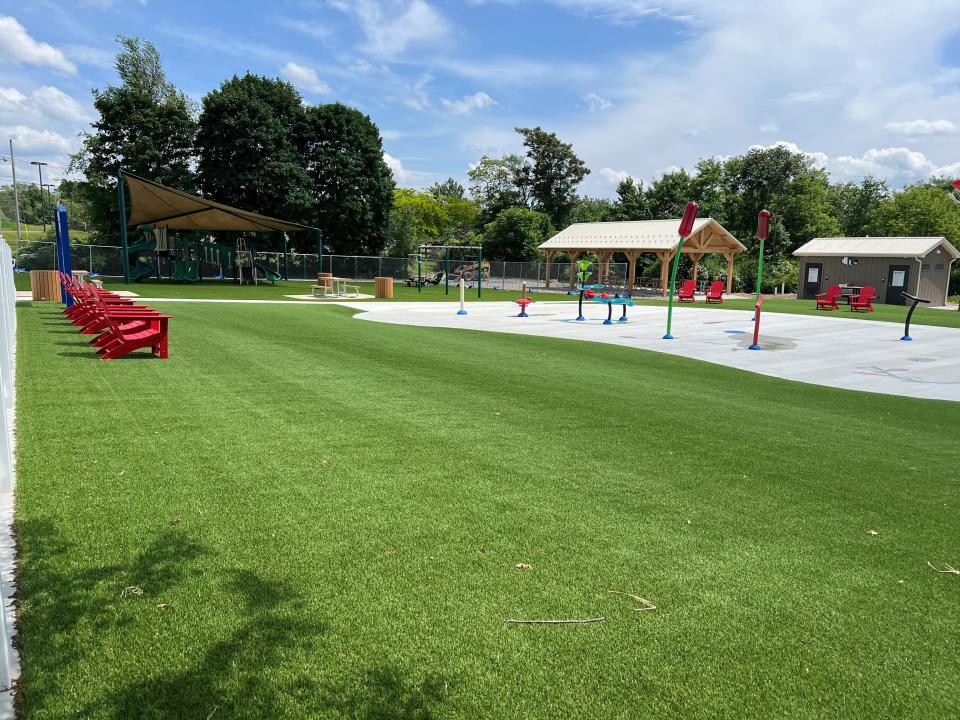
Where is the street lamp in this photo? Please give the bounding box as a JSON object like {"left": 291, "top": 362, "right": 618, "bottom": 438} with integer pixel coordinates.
{"left": 30, "top": 161, "right": 48, "bottom": 232}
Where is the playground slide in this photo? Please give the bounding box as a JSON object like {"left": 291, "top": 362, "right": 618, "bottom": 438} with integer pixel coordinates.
{"left": 127, "top": 236, "right": 156, "bottom": 282}
{"left": 255, "top": 263, "right": 282, "bottom": 283}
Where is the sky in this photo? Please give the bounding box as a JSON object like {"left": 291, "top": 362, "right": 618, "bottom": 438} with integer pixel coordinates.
{"left": 1, "top": 0, "right": 960, "bottom": 198}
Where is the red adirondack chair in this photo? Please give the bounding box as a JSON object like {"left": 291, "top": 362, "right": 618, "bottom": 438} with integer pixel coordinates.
{"left": 849, "top": 285, "right": 876, "bottom": 312}
{"left": 677, "top": 279, "right": 696, "bottom": 302}
{"left": 88, "top": 291, "right": 171, "bottom": 359}
{"left": 816, "top": 284, "right": 842, "bottom": 310}
{"left": 704, "top": 280, "right": 724, "bottom": 303}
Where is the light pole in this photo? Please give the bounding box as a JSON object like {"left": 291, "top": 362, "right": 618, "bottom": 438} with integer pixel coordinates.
{"left": 30, "top": 161, "right": 48, "bottom": 232}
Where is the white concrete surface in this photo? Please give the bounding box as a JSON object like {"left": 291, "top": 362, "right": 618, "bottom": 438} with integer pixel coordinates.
{"left": 343, "top": 301, "right": 960, "bottom": 402}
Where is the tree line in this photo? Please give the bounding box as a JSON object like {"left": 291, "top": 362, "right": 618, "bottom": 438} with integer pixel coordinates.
{"left": 68, "top": 37, "right": 960, "bottom": 294}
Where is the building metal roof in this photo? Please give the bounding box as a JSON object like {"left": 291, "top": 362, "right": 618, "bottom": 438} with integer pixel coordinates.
{"left": 538, "top": 218, "right": 745, "bottom": 253}
{"left": 793, "top": 236, "right": 960, "bottom": 260}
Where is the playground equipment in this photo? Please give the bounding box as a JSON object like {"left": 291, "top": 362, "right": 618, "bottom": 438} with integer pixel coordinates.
{"left": 126, "top": 225, "right": 156, "bottom": 282}
{"left": 591, "top": 294, "right": 634, "bottom": 325}
{"left": 457, "top": 277, "right": 468, "bottom": 315}
{"left": 749, "top": 295, "right": 764, "bottom": 350}
{"left": 413, "top": 245, "right": 485, "bottom": 298}
{"left": 116, "top": 170, "right": 315, "bottom": 284}
{"left": 664, "top": 202, "right": 700, "bottom": 339}
{"left": 574, "top": 259, "right": 602, "bottom": 321}
{"left": 754, "top": 210, "right": 770, "bottom": 304}
{"left": 900, "top": 292, "right": 930, "bottom": 341}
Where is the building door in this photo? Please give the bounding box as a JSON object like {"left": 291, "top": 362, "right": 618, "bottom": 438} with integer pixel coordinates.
{"left": 885, "top": 264, "right": 910, "bottom": 305}
{"left": 803, "top": 263, "right": 822, "bottom": 299}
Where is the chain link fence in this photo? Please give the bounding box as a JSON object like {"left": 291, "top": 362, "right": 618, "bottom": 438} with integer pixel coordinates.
{"left": 9, "top": 242, "right": 696, "bottom": 295}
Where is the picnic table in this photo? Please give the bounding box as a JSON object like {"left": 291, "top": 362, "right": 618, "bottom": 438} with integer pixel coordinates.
{"left": 311, "top": 277, "right": 359, "bottom": 298}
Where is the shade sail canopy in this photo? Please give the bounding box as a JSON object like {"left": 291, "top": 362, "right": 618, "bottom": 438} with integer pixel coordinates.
{"left": 123, "top": 172, "right": 317, "bottom": 232}
{"left": 538, "top": 218, "right": 745, "bottom": 254}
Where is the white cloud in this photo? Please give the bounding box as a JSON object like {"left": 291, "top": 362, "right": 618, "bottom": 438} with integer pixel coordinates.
{"left": 399, "top": 74, "right": 432, "bottom": 111}
{"left": 441, "top": 91, "right": 496, "bottom": 115}
{"left": 561, "top": 0, "right": 960, "bottom": 194}
{"left": 0, "top": 125, "right": 72, "bottom": 154}
{"left": 0, "top": 16, "right": 76, "bottom": 75}
{"left": 32, "top": 86, "right": 90, "bottom": 122}
{"left": 598, "top": 167, "right": 636, "bottom": 185}
{"left": 331, "top": 0, "right": 450, "bottom": 59}
{"left": 281, "top": 62, "right": 332, "bottom": 95}
{"left": 583, "top": 93, "right": 613, "bottom": 112}
{"left": 276, "top": 17, "right": 332, "bottom": 41}
{"left": 0, "top": 84, "right": 91, "bottom": 125}
{"left": 884, "top": 118, "right": 956, "bottom": 136}
{"left": 751, "top": 140, "right": 960, "bottom": 183}
{"left": 383, "top": 152, "right": 429, "bottom": 185}
{"left": 63, "top": 44, "right": 115, "bottom": 69}
{"left": 782, "top": 90, "right": 832, "bottom": 105}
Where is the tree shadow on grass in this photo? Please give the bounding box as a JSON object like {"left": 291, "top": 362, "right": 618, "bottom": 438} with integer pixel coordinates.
{"left": 14, "top": 519, "right": 207, "bottom": 716}
{"left": 16, "top": 523, "right": 451, "bottom": 718}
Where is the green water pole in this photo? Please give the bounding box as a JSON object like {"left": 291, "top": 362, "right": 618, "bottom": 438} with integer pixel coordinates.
{"left": 663, "top": 201, "right": 700, "bottom": 340}
{"left": 418, "top": 253, "right": 422, "bottom": 294}
{"left": 754, "top": 210, "right": 770, "bottom": 305}
{"left": 445, "top": 245, "right": 449, "bottom": 295}
{"left": 477, "top": 245, "right": 483, "bottom": 298}
{"left": 117, "top": 169, "right": 130, "bottom": 284}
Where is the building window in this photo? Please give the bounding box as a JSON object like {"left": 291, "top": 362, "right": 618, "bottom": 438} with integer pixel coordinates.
{"left": 922, "top": 264, "right": 930, "bottom": 271}
{"left": 935, "top": 263, "right": 945, "bottom": 271}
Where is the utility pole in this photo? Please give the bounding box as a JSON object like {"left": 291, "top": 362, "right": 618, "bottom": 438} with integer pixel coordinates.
{"left": 30, "top": 160, "right": 48, "bottom": 232}
{"left": 8, "top": 140, "right": 22, "bottom": 251}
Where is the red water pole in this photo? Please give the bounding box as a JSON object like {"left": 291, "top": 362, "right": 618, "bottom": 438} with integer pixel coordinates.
{"left": 749, "top": 295, "right": 764, "bottom": 350}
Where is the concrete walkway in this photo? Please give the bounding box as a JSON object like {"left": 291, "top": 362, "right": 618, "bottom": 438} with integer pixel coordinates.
{"left": 343, "top": 301, "right": 960, "bottom": 402}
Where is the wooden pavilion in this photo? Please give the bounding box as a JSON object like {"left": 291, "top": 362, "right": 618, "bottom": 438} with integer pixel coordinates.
{"left": 538, "top": 218, "right": 746, "bottom": 296}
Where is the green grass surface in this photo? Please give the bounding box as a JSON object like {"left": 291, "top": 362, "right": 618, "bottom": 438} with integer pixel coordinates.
{"left": 13, "top": 301, "right": 960, "bottom": 719}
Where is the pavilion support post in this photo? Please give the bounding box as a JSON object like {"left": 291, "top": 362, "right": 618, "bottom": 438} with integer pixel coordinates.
{"left": 544, "top": 250, "right": 555, "bottom": 288}
{"left": 568, "top": 250, "right": 582, "bottom": 290}
{"left": 691, "top": 253, "right": 703, "bottom": 285}
{"left": 595, "top": 250, "right": 614, "bottom": 284}
{"left": 725, "top": 253, "right": 734, "bottom": 294}
{"left": 625, "top": 250, "right": 640, "bottom": 291}
{"left": 659, "top": 251, "right": 673, "bottom": 298}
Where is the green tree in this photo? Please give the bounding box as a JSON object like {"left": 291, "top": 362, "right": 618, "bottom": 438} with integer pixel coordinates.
{"left": 483, "top": 207, "right": 553, "bottom": 260}
{"left": 614, "top": 178, "right": 649, "bottom": 220}
{"left": 867, "top": 184, "right": 960, "bottom": 247}
{"left": 195, "top": 74, "right": 312, "bottom": 247}
{"left": 645, "top": 169, "right": 693, "bottom": 219}
{"left": 70, "top": 36, "right": 195, "bottom": 243}
{"left": 301, "top": 103, "right": 394, "bottom": 255}
{"left": 829, "top": 177, "right": 889, "bottom": 236}
{"left": 566, "top": 197, "right": 614, "bottom": 226}
{"left": 515, "top": 127, "right": 589, "bottom": 225}
{"left": 467, "top": 154, "right": 528, "bottom": 220}
{"left": 428, "top": 178, "right": 465, "bottom": 201}
{"left": 723, "top": 146, "right": 838, "bottom": 260}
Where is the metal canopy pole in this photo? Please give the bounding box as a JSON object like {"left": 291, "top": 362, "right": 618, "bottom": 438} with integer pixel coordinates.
{"left": 117, "top": 169, "right": 130, "bottom": 283}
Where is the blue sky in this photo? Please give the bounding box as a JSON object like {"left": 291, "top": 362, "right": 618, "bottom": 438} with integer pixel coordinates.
{"left": 2, "top": 0, "right": 960, "bottom": 197}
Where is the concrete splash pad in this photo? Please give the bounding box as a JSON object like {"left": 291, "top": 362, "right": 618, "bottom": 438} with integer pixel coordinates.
{"left": 342, "top": 301, "right": 960, "bottom": 402}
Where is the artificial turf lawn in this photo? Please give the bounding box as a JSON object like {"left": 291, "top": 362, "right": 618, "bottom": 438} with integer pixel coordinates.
{"left": 13, "top": 300, "right": 960, "bottom": 719}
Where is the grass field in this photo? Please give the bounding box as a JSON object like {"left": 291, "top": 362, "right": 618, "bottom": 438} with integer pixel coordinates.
{"left": 13, "top": 300, "right": 960, "bottom": 719}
